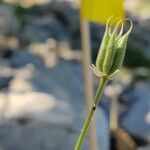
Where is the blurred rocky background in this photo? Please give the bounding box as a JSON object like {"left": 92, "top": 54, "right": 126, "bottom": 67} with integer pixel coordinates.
{"left": 0, "top": 0, "right": 149, "bottom": 150}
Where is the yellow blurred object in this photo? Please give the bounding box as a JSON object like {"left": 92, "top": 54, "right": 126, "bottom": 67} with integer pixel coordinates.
{"left": 80, "top": 0, "right": 125, "bottom": 24}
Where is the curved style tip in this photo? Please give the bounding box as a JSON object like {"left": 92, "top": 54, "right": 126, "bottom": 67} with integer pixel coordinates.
{"left": 124, "top": 18, "right": 133, "bottom": 36}
{"left": 127, "top": 18, "right": 133, "bottom": 31}
{"left": 118, "top": 22, "right": 124, "bottom": 36}
{"left": 108, "top": 17, "right": 124, "bottom": 36}
{"left": 111, "top": 19, "right": 123, "bottom": 36}
{"left": 106, "top": 16, "right": 114, "bottom": 30}
{"left": 116, "top": 21, "right": 124, "bottom": 40}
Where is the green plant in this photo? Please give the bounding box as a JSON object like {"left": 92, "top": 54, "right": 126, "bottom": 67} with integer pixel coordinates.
{"left": 74, "top": 17, "right": 133, "bottom": 150}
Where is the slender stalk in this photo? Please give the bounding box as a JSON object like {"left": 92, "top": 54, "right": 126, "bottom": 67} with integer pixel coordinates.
{"left": 80, "top": 20, "right": 98, "bottom": 150}
{"left": 74, "top": 78, "right": 107, "bottom": 150}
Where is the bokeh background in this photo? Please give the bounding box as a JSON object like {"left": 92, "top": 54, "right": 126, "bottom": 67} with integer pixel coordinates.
{"left": 0, "top": 0, "right": 150, "bottom": 150}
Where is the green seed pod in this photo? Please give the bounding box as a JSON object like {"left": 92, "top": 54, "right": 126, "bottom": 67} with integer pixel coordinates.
{"left": 96, "top": 18, "right": 110, "bottom": 72}
{"left": 110, "top": 19, "right": 133, "bottom": 74}
{"left": 102, "top": 20, "right": 122, "bottom": 74}
{"left": 94, "top": 17, "right": 133, "bottom": 78}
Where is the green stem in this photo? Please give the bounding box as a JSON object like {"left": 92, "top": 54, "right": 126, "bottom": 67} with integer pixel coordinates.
{"left": 74, "top": 78, "right": 108, "bottom": 150}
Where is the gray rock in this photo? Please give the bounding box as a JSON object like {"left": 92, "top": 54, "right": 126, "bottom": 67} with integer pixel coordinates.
{"left": 11, "top": 51, "right": 43, "bottom": 68}
{"left": 121, "top": 82, "right": 150, "bottom": 142}
{"left": 48, "top": 1, "right": 79, "bottom": 33}
{"left": 95, "top": 109, "right": 110, "bottom": 150}
{"left": 0, "top": 76, "right": 13, "bottom": 89}
{"left": 0, "top": 91, "right": 74, "bottom": 126}
{"left": 0, "top": 58, "right": 109, "bottom": 150}
{"left": 0, "top": 67, "right": 13, "bottom": 91}
{"left": 0, "top": 121, "right": 78, "bottom": 150}
{"left": 0, "top": 4, "right": 18, "bottom": 34}
{"left": 21, "top": 15, "right": 70, "bottom": 43}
